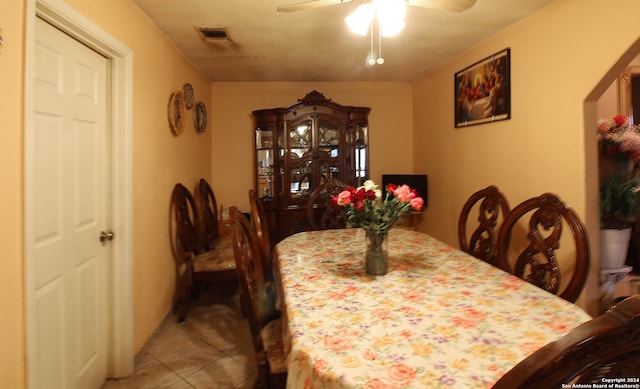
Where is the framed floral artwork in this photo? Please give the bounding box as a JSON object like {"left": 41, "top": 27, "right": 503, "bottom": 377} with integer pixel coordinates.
{"left": 455, "top": 48, "right": 511, "bottom": 127}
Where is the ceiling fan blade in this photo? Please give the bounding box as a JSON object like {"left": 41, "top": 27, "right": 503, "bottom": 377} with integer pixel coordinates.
{"left": 406, "top": 0, "right": 476, "bottom": 12}
{"left": 277, "top": 0, "right": 352, "bottom": 13}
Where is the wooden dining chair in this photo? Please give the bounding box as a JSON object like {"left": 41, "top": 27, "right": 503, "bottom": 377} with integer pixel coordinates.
{"left": 249, "top": 189, "right": 272, "bottom": 265}
{"left": 196, "top": 178, "right": 222, "bottom": 250}
{"left": 170, "top": 183, "right": 236, "bottom": 322}
{"left": 496, "top": 193, "right": 589, "bottom": 303}
{"left": 492, "top": 295, "right": 640, "bottom": 388}
{"left": 248, "top": 189, "right": 280, "bottom": 299}
{"left": 230, "top": 206, "right": 287, "bottom": 389}
{"left": 306, "top": 179, "right": 349, "bottom": 230}
{"left": 458, "top": 185, "right": 510, "bottom": 266}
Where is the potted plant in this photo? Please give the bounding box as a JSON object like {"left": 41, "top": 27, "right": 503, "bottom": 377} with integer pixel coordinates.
{"left": 600, "top": 175, "right": 640, "bottom": 230}
{"left": 598, "top": 115, "right": 640, "bottom": 268}
{"left": 599, "top": 175, "right": 640, "bottom": 269}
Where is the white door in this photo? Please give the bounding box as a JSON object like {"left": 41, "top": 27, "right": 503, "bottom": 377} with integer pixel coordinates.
{"left": 26, "top": 17, "right": 109, "bottom": 389}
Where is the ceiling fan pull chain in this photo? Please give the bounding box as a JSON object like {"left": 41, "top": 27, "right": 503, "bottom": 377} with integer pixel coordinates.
{"left": 368, "top": 21, "right": 375, "bottom": 66}
{"left": 377, "top": 20, "right": 384, "bottom": 65}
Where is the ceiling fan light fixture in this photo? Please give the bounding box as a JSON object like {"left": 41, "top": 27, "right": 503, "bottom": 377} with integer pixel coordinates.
{"left": 346, "top": 0, "right": 406, "bottom": 37}
{"left": 346, "top": 0, "right": 408, "bottom": 65}
{"left": 377, "top": 0, "right": 406, "bottom": 36}
{"left": 345, "top": 3, "right": 374, "bottom": 36}
{"left": 380, "top": 19, "right": 405, "bottom": 37}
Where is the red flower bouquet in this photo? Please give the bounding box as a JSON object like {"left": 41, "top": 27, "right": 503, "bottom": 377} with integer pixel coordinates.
{"left": 333, "top": 180, "right": 424, "bottom": 233}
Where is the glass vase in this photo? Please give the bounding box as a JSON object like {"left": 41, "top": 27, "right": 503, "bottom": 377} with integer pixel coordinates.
{"left": 364, "top": 229, "right": 389, "bottom": 276}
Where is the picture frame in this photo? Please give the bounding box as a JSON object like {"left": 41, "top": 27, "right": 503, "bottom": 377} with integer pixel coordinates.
{"left": 618, "top": 65, "right": 640, "bottom": 122}
{"left": 455, "top": 48, "right": 511, "bottom": 128}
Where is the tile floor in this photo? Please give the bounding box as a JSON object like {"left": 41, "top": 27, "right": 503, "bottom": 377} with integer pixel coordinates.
{"left": 102, "top": 280, "right": 257, "bottom": 389}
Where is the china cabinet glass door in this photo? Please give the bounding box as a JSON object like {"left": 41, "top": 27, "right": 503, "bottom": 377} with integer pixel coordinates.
{"left": 347, "top": 122, "right": 368, "bottom": 186}
{"left": 317, "top": 115, "right": 342, "bottom": 184}
{"left": 255, "top": 123, "right": 284, "bottom": 199}
{"left": 255, "top": 125, "right": 274, "bottom": 198}
{"left": 287, "top": 117, "right": 313, "bottom": 201}
{"left": 286, "top": 113, "right": 345, "bottom": 204}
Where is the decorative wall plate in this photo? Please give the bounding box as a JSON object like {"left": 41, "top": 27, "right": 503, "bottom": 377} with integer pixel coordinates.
{"left": 183, "top": 83, "right": 194, "bottom": 110}
{"left": 194, "top": 101, "right": 207, "bottom": 133}
{"left": 168, "top": 90, "right": 185, "bottom": 136}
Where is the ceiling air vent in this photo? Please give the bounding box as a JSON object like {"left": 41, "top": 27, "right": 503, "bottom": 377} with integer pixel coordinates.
{"left": 195, "top": 27, "right": 231, "bottom": 43}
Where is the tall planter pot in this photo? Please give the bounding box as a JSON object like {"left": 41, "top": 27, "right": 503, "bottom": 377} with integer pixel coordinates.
{"left": 600, "top": 228, "right": 632, "bottom": 269}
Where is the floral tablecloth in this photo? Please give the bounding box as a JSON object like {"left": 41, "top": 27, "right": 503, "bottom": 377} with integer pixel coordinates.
{"left": 273, "top": 228, "right": 592, "bottom": 389}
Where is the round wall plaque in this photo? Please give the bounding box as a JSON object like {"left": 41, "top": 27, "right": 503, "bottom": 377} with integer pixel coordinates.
{"left": 183, "top": 83, "right": 194, "bottom": 110}
{"left": 168, "top": 90, "right": 185, "bottom": 136}
{"left": 194, "top": 101, "right": 207, "bottom": 133}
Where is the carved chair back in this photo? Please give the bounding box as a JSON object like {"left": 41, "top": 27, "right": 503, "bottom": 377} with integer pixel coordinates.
{"left": 231, "top": 206, "right": 267, "bottom": 333}
{"left": 458, "top": 185, "right": 510, "bottom": 266}
{"left": 249, "top": 189, "right": 272, "bottom": 266}
{"left": 496, "top": 193, "right": 589, "bottom": 303}
{"left": 171, "top": 183, "right": 199, "bottom": 257}
{"left": 196, "top": 178, "right": 219, "bottom": 251}
{"left": 306, "top": 179, "right": 349, "bottom": 230}
{"left": 231, "top": 206, "right": 287, "bottom": 388}
{"left": 171, "top": 182, "right": 236, "bottom": 322}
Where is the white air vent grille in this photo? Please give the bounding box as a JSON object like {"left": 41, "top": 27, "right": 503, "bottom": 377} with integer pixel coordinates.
{"left": 195, "top": 27, "right": 230, "bottom": 42}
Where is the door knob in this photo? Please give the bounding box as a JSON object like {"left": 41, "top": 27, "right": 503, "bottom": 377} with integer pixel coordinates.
{"left": 99, "top": 230, "right": 114, "bottom": 242}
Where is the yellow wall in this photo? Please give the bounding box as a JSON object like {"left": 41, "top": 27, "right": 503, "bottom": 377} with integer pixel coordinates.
{"left": 211, "top": 82, "right": 414, "bottom": 212}
{"left": 413, "top": 0, "right": 640, "bottom": 315}
{"left": 2, "top": 0, "right": 213, "bottom": 386}
{"left": 0, "top": 1, "right": 27, "bottom": 388}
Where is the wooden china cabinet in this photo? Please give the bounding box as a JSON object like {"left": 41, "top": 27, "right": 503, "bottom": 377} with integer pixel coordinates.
{"left": 252, "top": 90, "right": 371, "bottom": 243}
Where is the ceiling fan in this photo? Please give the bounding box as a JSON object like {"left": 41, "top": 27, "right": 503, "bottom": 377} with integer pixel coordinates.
{"left": 276, "top": 0, "right": 477, "bottom": 13}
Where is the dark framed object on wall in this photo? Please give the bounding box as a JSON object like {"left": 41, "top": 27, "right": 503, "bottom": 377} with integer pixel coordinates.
{"left": 619, "top": 66, "right": 640, "bottom": 125}
{"left": 455, "top": 48, "right": 511, "bottom": 128}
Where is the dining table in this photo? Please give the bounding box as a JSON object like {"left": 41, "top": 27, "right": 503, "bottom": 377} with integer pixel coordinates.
{"left": 273, "top": 228, "right": 593, "bottom": 389}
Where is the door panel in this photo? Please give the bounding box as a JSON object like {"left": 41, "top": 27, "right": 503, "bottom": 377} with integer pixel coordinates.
{"left": 28, "top": 17, "right": 109, "bottom": 389}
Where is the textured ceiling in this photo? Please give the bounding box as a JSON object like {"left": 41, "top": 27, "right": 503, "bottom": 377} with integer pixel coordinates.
{"left": 132, "top": 0, "right": 554, "bottom": 81}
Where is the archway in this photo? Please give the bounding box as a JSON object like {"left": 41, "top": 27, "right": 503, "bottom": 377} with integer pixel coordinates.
{"left": 584, "top": 38, "right": 640, "bottom": 314}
